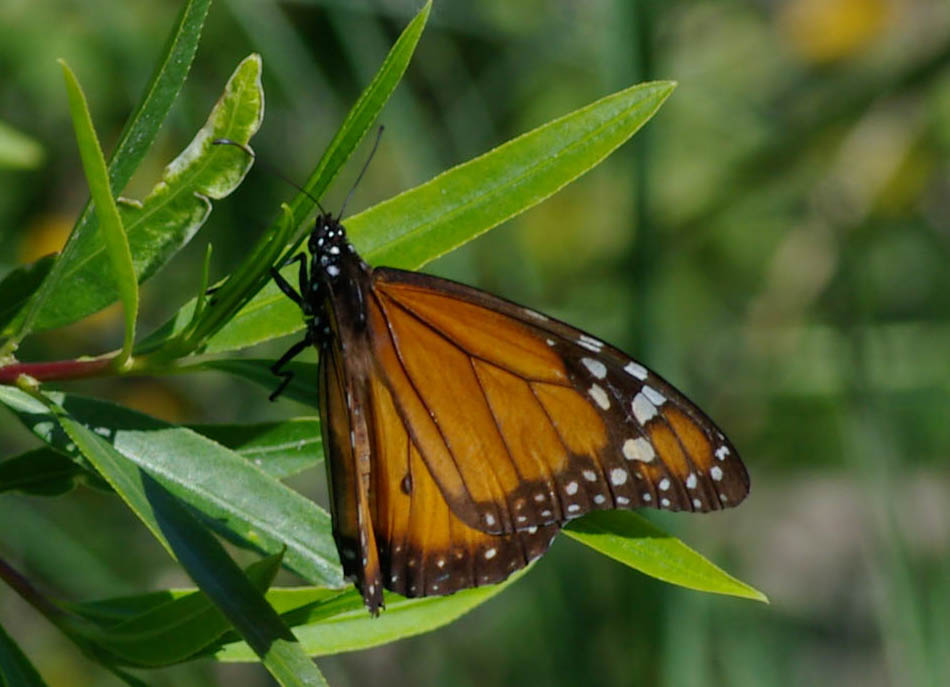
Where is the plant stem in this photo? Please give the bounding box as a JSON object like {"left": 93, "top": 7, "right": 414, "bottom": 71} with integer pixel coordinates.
{"left": 0, "top": 556, "right": 66, "bottom": 623}
{"left": 0, "top": 356, "right": 114, "bottom": 385}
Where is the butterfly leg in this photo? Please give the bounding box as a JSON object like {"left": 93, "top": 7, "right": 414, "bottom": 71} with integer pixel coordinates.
{"left": 271, "top": 252, "right": 310, "bottom": 308}
{"left": 269, "top": 333, "right": 312, "bottom": 401}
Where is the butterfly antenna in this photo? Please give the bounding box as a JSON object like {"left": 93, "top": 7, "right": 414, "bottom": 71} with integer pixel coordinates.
{"left": 213, "top": 138, "right": 327, "bottom": 216}
{"left": 338, "top": 125, "right": 384, "bottom": 220}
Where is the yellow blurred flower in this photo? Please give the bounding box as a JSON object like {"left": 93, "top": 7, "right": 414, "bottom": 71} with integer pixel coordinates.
{"left": 19, "top": 213, "right": 72, "bottom": 263}
{"left": 778, "top": 0, "right": 891, "bottom": 62}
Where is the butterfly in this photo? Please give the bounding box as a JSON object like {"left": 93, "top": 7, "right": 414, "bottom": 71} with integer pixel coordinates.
{"left": 270, "top": 214, "right": 749, "bottom": 616}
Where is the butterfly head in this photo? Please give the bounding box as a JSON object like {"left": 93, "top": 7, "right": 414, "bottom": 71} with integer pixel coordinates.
{"left": 309, "top": 213, "right": 362, "bottom": 284}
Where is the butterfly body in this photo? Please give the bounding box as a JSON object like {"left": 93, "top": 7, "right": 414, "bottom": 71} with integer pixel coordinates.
{"left": 271, "top": 213, "right": 749, "bottom": 615}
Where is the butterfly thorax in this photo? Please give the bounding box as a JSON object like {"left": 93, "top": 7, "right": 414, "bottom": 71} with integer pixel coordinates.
{"left": 306, "top": 214, "right": 372, "bottom": 353}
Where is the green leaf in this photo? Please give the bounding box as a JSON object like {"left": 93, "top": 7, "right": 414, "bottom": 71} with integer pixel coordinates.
{"left": 0, "top": 621, "right": 50, "bottom": 686}
{"left": 79, "top": 554, "right": 283, "bottom": 667}
{"left": 5, "top": 0, "right": 210, "bottom": 342}
{"left": 0, "top": 447, "right": 87, "bottom": 496}
{"left": 59, "top": 60, "right": 139, "bottom": 365}
{"left": 215, "top": 569, "right": 529, "bottom": 660}
{"left": 0, "top": 387, "right": 342, "bottom": 587}
{"left": 0, "top": 256, "right": 54, "bottom": 335}
{"left": 201, "top": 358, "right": 318, "bottom": 408}
{"left": 205, "top": 80, "right": 676, "bottom": 354}
{"left": 0, "top": 119, "right": 44, "bottom": 170}
{"left": 140, "top": 1, "right": 432, "bottom": 355}
{"left": 564, "top": 510, "right": 768, "bottom": 603}
{"left": 71, "top": 587, "right": 344, "bottom": 627}
{"left": 14, "top": 53, "right": 263, "bottom": 337}
{"left": 0, "top": 418, "right": 320, "bottom": 497}
{"left": 192, "top": 418, "right": 322, "bottom": 479}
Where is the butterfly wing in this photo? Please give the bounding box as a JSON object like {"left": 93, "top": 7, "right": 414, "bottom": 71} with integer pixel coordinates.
{"left": 318, "top": 338, "right": 385, "bottom": 613}
{"left": 367, "top": 267, "right": 749, "bottom": 536}
{"left": 366, "top": 366, "right": 559, "bottom": 597}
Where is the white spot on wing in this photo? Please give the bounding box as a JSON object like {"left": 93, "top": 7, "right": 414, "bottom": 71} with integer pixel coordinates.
{"left": 710, "top": 466, "right": 724, "bottom": 481}
{"left": 623, "top": 437, "right": 655, "bottom": 462}
{"left": 642, "top": 385, "right": 666, "bottom": 406}
{"left": 589, "top": 383, "right": 611, "bottom": 409}
{"left": 565, "top": 481, "right": 579, "bottom": 495}
{"left": 609, "top": 468, "right": 628, "bottom": 486}
{"left": 624, "top": 361, "right": 648, "bottom": 380}
{"left": 581, "top": 357, "right": 607, "bottom": 379}
{"left": 658, "top": 478, "right": 671, "bottom": 491}
{"left": 661, "top": 497, "right": 671, "bottom": 507}
{"left": 583, "top": 470, "right": 597, "bottom": 482}
{"left": 578, "top": 335, "right": 603, "bottom": 352}
{"left": 686, "top": 473, "right": 698, "bottom": 489}
{"left": 693, "top": 498, "right": 702, "bottom": 508}
{"left": 485, "top": 548, "right": 497, "bottom": 559}
{"left": 484, "top": 513, "right": 496, "bottom": 527}
{"left": 594, "top": 494, "right": 607, "bottom": 504}
{"left": 326, "top": 264, "right": 340, "bottom": 277}
{"left": 567, "top": 504, "right": 581, "bottom": 513}
{"left": 632, "top": 393, "right": 658, "bottom": 424}
{"left": 716, "top": 446, "right": 730, "bottom": 461}
{"left": 642, "top": 493, "right": 652, "bottom": 502}
{"left": 617, "top": 496, "right": 630, "bottom": 505}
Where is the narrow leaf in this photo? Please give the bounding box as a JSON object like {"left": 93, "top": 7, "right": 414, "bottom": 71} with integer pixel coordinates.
{"left": 0, "top": 418, "right": 321, "bottom": 497}
{"left": 8, "top": 0, "right": 210, "bottom": 341}
{"left": 285, "top": 0, "right": 432, "bottom": 236}
{"left": 353, "top": 80, "right": 675, "bottom": 268}
{"left": 0, "top": 621, "right": 50, "bottom": 686}
{"left": 192, "top": 418, "right": 322, "bottom": 478}
{"left": 0, "top": 256, "right": 54, "bottom": 336}
{"left": 59, "top": 60, "right": 138, "bottom": 364}
{"left": 83, "top": 554, "right": 283, "bottom": 667}
{"left": 0, "top": 387, "right": 342, "bottom": 587}
{"left": 215, "top": 569, "right": 528, "bottom": 661}
{"left": 564, "top": 510, "right": 768, "bottom": 602}
{"left": 0, "top": 447, "right": 87, "bottom": 496}
{"left": 201, "top": 358, "right": 318, "bottom": 407}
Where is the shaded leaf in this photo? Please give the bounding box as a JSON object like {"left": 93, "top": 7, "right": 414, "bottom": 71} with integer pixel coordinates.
{"left": 0, "top": 621, "right": 49, "bottom": 686}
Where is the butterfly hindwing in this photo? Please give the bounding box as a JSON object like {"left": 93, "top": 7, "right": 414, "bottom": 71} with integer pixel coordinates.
{"left": 367, "top": 267, "right": 749, "bottom": 535}
{"left": 367, "top": 368, "right": 558, "bottom": 597}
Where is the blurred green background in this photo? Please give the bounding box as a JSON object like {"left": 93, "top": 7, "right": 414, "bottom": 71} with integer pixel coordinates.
{"left": 2, "top": 0, "right": 949, "bottom": 685}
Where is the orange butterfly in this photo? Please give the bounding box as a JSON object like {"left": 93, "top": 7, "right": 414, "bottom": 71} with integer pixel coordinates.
{"left": 270, "top": 214, "right": 749, "bottom": 615}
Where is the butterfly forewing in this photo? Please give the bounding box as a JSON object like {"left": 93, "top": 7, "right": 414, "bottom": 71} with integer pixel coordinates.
{"left": 318, "top": 340, "right": 384, "bottom": 613}
{"left": 369, "top": 267, "right": 749, "bottom": 531}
